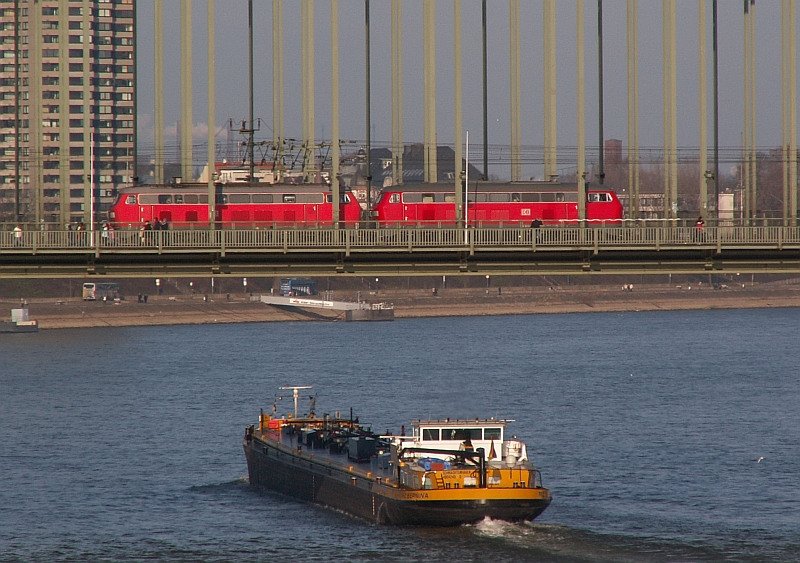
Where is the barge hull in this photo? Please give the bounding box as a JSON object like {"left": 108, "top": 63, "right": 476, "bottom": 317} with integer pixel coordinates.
{"left": 244, "top": 438, "right": 550, "bottom": 526}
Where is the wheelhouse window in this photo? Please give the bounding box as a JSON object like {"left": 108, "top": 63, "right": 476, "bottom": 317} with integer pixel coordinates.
{"left": 421, "top": 428, "right": 440, "bottom": 441}
{"left": 442, "top": 428, "right": 482, "bottom": 441}
{"left": 484, "top": 428, "right": 502, "bottom": 440}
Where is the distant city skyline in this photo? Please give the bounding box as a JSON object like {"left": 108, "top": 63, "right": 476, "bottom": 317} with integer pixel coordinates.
{"left": 135, "top": 1, "right": 798, "bottom": 179}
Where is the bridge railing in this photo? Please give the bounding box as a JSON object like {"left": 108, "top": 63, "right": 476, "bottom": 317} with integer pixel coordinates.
{"left": 3, "top": 226, "right": 800, "bottom": 251}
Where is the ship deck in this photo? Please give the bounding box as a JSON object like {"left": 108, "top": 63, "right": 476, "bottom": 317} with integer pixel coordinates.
{"left": 256, "top": 425, "right": 398, "bottom": 482}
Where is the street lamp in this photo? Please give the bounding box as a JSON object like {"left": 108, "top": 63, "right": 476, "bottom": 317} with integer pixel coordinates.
{"left": 712, "top": 0, "right": 720, "bottom": 218}
{"left": 597, "top": 0, "right": 605, "bottom": 185}
{"left": 704, "top": 170, "right": 715, "bottom": 222}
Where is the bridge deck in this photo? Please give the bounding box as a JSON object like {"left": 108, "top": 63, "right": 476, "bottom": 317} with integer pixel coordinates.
{"left": 2, "top": 226, "right": 800, "bottom": 278}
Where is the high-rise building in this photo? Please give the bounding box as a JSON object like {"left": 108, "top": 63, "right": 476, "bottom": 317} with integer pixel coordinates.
{"left": 0, "top": 0, "right": 136, "bottom": 226}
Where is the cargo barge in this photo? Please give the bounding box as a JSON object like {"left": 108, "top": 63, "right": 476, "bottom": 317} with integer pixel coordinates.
{"left": 243, "top": 386, "right": 551, "bottom": 526}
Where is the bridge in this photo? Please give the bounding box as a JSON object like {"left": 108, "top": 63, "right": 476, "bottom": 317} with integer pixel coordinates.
{"left": 3, "top": 226, "right": 800, "bottom": 279}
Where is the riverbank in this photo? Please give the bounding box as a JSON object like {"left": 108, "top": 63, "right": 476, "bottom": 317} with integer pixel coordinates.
{"left": 3, "top": 281, "right": 800, "bottom": 330}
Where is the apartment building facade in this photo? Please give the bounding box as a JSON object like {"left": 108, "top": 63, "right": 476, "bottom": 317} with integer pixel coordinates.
{"left": 0, "top": 0, "right": 135, "bottom": 226}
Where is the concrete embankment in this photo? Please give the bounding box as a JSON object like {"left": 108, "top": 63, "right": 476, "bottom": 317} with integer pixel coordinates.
{"left": 3, "top": 282, "right": 800, "bottom": 330}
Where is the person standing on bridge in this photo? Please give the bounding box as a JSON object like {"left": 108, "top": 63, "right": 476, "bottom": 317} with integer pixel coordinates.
{"left": 13, "top": 224, "right": 23, "bottom": 246}
{"left": 695, "top": 216, "right": 705, "bottom": 242}
{"left": 531, "top": 218, "right": 543, "bottom": 242}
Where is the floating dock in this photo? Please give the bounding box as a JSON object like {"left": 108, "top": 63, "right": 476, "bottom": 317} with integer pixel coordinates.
{"left": 257, "top": 295, "right": 394, "bottom": 322}
{"left": 0, "top": 308, "right": 39, "bottom": 334}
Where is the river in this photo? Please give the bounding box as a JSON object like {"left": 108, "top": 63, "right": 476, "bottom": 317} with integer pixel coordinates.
{"left": 1, "top": 309, "right": 798, "bottom": 561}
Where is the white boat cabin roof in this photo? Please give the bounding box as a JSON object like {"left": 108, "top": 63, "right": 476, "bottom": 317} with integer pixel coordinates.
{"left": 411, "top": 419, "right": 509, "bottom": 443}
{"left": 413, "top": 418, "right": 509, "bottom": 428}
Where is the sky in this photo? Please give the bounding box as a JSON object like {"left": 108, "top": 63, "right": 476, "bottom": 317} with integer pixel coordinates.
{"left": 134, "top": 1, "right": 799, "bottom": 179}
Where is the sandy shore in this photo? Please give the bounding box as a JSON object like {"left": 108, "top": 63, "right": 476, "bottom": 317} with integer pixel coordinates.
{"left": 3, "top": 283, "right": 800, "bottom": 330}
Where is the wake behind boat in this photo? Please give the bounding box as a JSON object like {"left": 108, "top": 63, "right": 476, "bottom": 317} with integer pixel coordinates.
{"left": 243, "top": 386, "right": 551, "bottom": 526}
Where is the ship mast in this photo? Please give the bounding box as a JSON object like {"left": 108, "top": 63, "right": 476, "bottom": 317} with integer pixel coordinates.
{"left": 279, "top": 385, "right": 313, "bottom": 418}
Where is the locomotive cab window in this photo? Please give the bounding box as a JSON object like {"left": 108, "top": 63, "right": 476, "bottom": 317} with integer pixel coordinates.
{"left": 174, "top": 194, "right": 184, "bottom": 204}
{"left": 282, "top": 194, "right": 296, "bottom": 203}
{"left": 422, "top": 193, "right": 435, "bottom": 203}
{"left": 324, "top": 193, "right": 352, "bottom": 204}
{"left": 158, "top": 194, "right": 173, "bottom": 204}
{"left": 511, "top": 193, "right": 521, "bottom": 202}
{"left": 389, "top": 193, "right": 401, "bottom": 204}
{"left": 184, "top": 194, "right": 199, "bottom": 204}
{"left": 124, "top": 195, "right": 135, "bottom": 204}
{"left": 588, "top": 193, "right": 611, "bottom": 203}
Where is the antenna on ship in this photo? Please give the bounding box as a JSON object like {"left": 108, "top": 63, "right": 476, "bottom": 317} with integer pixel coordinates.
{"left": 279, "top": 385, "right": 313, "bottom": 418}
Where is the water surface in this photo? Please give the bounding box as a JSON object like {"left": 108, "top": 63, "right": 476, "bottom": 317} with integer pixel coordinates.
{"left": 2, "top": 309, "right": 798, "bottom": 561}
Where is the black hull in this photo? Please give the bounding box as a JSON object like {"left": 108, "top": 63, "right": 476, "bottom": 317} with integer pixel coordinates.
{"left": 381, "top": 498, "right": 550, "bottom": 527}
{"left": 244, "top": 438, "right": 550, "bottom": 526}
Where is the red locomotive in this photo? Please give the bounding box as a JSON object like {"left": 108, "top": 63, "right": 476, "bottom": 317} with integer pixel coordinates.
{"left": 372, "top": 182, "right": 624, "bottom": 226}
{"left": 108, "top": 180, "right": 623, "bottom": 229}
{"left": 107, "top": 183, "right": 363, "bottom": 228}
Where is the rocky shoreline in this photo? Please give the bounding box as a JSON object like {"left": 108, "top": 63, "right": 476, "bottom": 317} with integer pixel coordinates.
{"left": 3, "top": 283, "right": 800, "bottom": 330}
